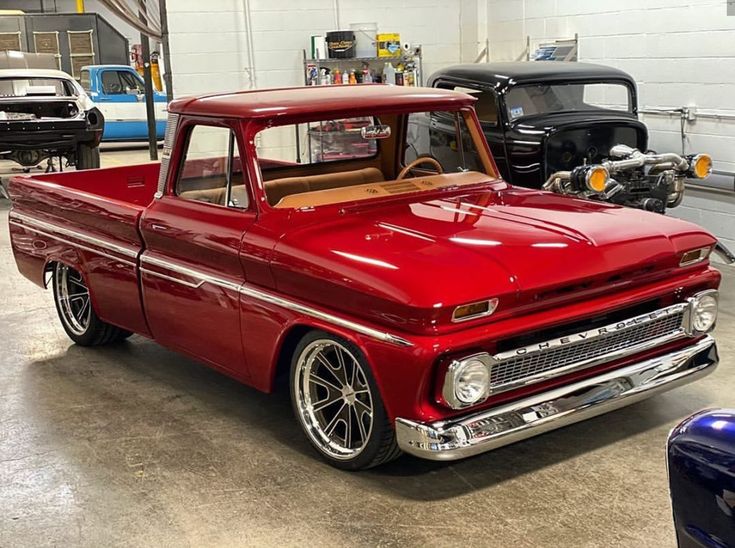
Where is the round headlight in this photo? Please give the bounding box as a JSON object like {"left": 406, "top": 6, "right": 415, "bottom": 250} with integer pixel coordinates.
{"left": 585, "top": 166, "right": 609, "bottom": 193}
{"left": 453, "top": 358, "right": 490, "bottom": 405}
{"left": 691, "top": 293, "right": 718, "bottom": 333}
{"left": 691, "top": 154, "right": 712, "bottom": 179}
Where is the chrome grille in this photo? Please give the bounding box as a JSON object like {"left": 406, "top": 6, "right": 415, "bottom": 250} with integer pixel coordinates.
{"left": 489, "top": 306, "right": 687, "bottom": 394}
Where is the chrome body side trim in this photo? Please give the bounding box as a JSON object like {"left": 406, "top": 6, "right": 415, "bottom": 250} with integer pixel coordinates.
{"left": 396, "top": 336, "right": 718, "bottom": 461}
{"left": 9, "top": 218, "right": 137, "bottom": 267}
{"left": 141, "top": 254, "right": 240, "bottom": 291}
{"left": 140, "top": 267, "right": 203, "bottom": 289}
{"left": 239, "top": 283, "right": 414, "bottom": 347}
{"left": 11, "top": 212, "right": 414, "bottom": 347}
{"left": 9, "top": 211, "right": 139, "bottom": 259}
{"left": 140, "top": 254, "right": 414, "bottom": 347}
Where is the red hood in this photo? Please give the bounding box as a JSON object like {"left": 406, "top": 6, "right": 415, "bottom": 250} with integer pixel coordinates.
{"left": 271, "top": 186, "right": 716, "bottom": 334}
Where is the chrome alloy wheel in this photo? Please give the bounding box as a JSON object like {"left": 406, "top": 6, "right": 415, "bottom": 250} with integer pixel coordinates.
{"left": 294, "top": 340, "right": 375, "bottom": 460}
{"left": 54, "top": 264, "right": 92, "bottom": 336}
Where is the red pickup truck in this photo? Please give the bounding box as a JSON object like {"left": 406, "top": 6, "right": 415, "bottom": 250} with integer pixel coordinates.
{"left": 8, "top": 85, "right": 721, "bottom": 470}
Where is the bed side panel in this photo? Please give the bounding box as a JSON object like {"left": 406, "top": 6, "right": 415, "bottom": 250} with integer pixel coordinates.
{"left": 8, "top": 175, "right": 150, "bottom": 336}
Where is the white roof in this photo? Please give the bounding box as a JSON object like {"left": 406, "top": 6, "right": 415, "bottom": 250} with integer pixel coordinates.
{"left": 0, "top": 68, "right": 75, "bottom": 80}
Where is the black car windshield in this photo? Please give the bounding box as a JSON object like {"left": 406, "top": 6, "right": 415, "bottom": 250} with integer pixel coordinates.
{"left": 505, "top": 81, "right": 632, "bottom": 120}
{"left": 0, "top": 77, "right": 75, "bottom": 98}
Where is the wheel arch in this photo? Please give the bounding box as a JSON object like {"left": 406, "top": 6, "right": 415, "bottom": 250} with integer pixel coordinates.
{"left": 44, "top": 255, "right": 103, "bottom": 318}
{"left": 269, "top": 320, "right": 377, "bottom": 393}
{"left": 271, "top": 323, "right": 314, "bottom": 392}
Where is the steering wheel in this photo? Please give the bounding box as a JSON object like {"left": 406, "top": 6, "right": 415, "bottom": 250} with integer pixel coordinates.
{"left": 397, "top": 156, "right": 443, "bottom": 180}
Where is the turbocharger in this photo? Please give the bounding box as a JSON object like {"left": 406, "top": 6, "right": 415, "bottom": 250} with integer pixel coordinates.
{"left": 542, "top": 145, "right": 712, "bottom": 213}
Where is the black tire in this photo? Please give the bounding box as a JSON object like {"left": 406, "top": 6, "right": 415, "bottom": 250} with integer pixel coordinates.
{"left": 75, "top": 143, "right": 100, "bottom": 170}
{"left": 52, "top": 263, "right": 131, "bottom": 346}
{"left": 290, "top": 330, "right": 401, "bottom": 470}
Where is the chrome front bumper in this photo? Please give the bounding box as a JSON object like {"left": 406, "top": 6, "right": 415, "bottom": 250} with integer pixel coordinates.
{"left": 395, "top": 336, "right": 718, "bottom": 461}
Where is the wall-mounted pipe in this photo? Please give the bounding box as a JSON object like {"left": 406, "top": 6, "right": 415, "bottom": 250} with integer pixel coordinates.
{"left": 641, "top": 108, "right": 735, "bottom": 121}
{"left": 240, "top": 0, "right": 257, "bottom": 89}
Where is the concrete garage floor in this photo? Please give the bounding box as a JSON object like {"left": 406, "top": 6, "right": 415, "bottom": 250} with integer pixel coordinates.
{"left": 0, "top": 149, "right": 733, "bottom": 548}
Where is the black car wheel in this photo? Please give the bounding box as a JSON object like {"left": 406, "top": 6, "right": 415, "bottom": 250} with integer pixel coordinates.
{"left": 75, "top": 144, "right": 100, "bottom": 170}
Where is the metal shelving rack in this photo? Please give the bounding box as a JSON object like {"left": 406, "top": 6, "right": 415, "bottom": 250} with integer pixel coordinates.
{"left": 301, "top": 47, "right": 423, "bottom": 87}
{"left": 296, "top": 48, "right": 423, "bottom": 163}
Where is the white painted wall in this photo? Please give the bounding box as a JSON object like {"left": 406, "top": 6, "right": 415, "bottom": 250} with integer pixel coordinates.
{"left": 166, "top": 0, "right": 470, "bottom": 160}
{"left": 486, "top": 0, "right": 735, "bottom": 172}
{"left": 164, "top": 0, "right": 734, "bottom": 245}
{"left": 485, "top": 0, "right": 735, "bottom": 245}
{"left": 166, "top": 0, "right": 467, "bottom": 96}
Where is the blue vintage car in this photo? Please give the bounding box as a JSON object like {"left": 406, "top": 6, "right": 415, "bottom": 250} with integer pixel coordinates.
{"left": 79, "top": 64, "right": 167, "bottom": 141}
{"left": 668, "top": 409, "right": 735, "bottom": 548}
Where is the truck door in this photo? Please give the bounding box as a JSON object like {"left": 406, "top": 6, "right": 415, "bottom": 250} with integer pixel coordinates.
{"left": 140, "top": 120, "right": 255, "bottom": 377}
{"left": 92, "top": 67, "right": 165, "bottom": 140}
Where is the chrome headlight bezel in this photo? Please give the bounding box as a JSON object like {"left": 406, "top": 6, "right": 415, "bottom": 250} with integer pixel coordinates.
{"left": 442, "top": 353, "right": 492, "bottom": 409}
{"left": 686, "top": 289, "right": 719, "bottom": 335}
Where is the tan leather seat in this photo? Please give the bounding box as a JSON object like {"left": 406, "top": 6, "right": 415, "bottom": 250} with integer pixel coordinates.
{"left": 178, "top": 168, "right": 384, "bottom": 207}
{"left": 179, "top": 185, "right": 248, "bottom": 207}
{"left": 264, "top": 167, "right": 384, "bottom": 206}
{"left": 179, "top": 186, "right": 227, "bottom": 205}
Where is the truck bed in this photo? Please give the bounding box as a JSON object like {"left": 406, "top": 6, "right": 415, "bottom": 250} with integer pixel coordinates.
{"left": 12, "top": 162, "right": 160, "bottom": 205}
{"left": 8, "top": 162, "right": 160, "bottom": 336}
{"left": 9, "top": 162, "right": 159, "bottom": 251}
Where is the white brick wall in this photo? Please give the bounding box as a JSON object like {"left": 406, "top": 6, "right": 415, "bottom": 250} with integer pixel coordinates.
{"left": 167, "top": 0, "right": 468, "bottom": 96}
{"left": 166, "top": 0, "right": 471, "bottom": 158}
{"left": 164, "top": 0, "right": 734, "bottom": 244}
{"left": 485, "top": 0, "right": 735, "bottom": 242}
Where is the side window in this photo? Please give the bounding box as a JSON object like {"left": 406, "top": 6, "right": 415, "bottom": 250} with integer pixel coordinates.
{"left": 79, "top": 70, "right": 91, "bottom": 92}
{"left": 406, "top": 112, "right": 482, "bottom": 172}
{"left": 119, "top": 70, "right": 144, "bottom": 93}
{"left": 101, "top": 71, "right": 123, "bottom": 94}
{"left": 451, "top": 85, "right": 499, "bottom": 126}
{"left": 176, "top": 125, "right": 247, "bottom": 208}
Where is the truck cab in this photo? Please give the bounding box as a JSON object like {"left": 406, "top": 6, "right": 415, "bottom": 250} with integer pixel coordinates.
{"left": 79, "top": 64, "right": 166, "bottom": 141}
{"left": 6, "top": 85, "right": 722, "bottom": 470}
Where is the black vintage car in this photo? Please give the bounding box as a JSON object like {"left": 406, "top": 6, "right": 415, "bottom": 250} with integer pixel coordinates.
{"left": 428, "top": 62, "right": 711, "bottom": 214}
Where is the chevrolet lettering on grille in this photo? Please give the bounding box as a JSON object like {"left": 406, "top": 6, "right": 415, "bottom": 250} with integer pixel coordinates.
{"left": 486, "top": 303, "right": 690, "bottom": 396}
{"left": 497, "top": 306, "right": 686, "bottom": 359}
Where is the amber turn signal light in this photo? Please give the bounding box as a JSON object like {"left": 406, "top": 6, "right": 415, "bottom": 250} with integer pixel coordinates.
{"left": 680, "top": 246, "right": 712, "bottom": 267}
{"left": 452, "top": 298, "right": 499, "bottom": 322}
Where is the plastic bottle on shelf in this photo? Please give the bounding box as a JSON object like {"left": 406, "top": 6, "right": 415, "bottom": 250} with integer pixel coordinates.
{"left": 349, "top": 70, "right": 357, "bottom": 84}
{"left": 342, "top": 70, "right": 349, "bottom": 84}
{"left": 319, "top": 68, "right": 330, "bottom": 85}
{"left": 383, "top": 62, "right": 396, "bottom": 85}
{"left": 363, "top": 68, "right": 372, "bottom": 83}
{"left": 332, "top": 68, "right": 341, "bottom": 85}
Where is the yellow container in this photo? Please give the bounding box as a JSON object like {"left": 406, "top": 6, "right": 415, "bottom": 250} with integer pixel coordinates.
{"left": 377, "top": 33, "right": 401, "bottom": 58}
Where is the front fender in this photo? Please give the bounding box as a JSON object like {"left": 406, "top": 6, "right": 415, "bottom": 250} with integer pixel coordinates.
{"left": 668, "top": 409, "right": 735, "bottom": 548}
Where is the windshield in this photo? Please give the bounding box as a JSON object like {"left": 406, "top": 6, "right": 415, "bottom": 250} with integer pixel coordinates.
{"left": 0, "top": 77, "right": 75, "bottom": 98}
{"left": 505, "top": 82, "right": 632, "bottom": 120}
{"left": 256, "top": 109, "right": 494, "bottom": 209}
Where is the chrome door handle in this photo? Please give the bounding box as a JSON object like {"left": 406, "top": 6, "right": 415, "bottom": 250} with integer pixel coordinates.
{"left": 150, "top": 223, "right": 168, "bottom": 232}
